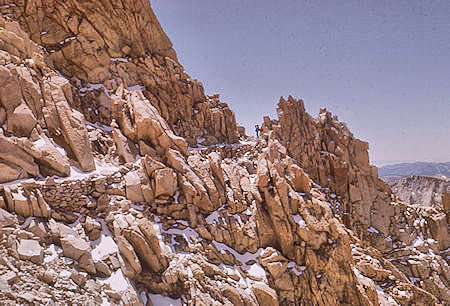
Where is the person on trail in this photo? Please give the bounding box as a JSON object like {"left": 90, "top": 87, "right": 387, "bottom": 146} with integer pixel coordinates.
{"left": 255, "top": 124, "right": 260, "bottom": 137}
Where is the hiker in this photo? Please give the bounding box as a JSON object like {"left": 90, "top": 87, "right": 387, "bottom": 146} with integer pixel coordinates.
{"left": 255, "top": 124, "right": 260, "bottom": 137}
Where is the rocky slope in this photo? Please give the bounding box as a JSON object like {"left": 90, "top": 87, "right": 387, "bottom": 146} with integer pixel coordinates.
{"left": 0, "top": 1, "right": 448, "bottom": 305}
{"left": 392, "top": 176, "right": 450, "bottom": 207}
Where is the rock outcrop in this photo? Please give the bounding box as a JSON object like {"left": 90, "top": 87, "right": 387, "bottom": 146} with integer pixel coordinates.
{"left": 0, "top": 1, "right": 447, "bottom": 305}
{"left": 392, "top": 175, "right": 449, "bottom": 207}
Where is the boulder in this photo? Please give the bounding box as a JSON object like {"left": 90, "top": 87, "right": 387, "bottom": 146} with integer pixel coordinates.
{"left": 0, "top": 208, "right": 17, "bottom": 227}
{"left": 0, "top": 133, "right": 39, "bottom": 180}
{"left": 7, "top": 103, "right": 36, "bottom": 137}
{"left": 60, "top": 235, "right": 96, "bottom": 274}
{"left": 125, "top": 170, "right": 144, "bottom": 203}
{"left": 17, "top": 239, "right": 43, "bottom": 264}
{"left": 252, "top": 283, "right": 279, "bottom": 306}
{"left": 154, "top": 168, "right": 177, "bottom": 197}
{"left": 55, "top": 100, "right": 95, "bottom": 172}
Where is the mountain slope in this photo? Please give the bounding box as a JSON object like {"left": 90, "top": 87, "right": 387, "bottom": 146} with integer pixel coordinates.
{"left": 379, "top": 162, "right": 450, "bottom": 184}
{"left": 392, "top": 175, "right": 450, "bottom": 207}
{"left": 0, "top": 1, "right": 448, "bottom": 305}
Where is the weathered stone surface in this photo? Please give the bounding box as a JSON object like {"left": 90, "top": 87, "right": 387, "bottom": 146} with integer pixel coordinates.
{"left": 55, "top": 100, "right": 95, "bottom": 172}
{"left": 125, "top": 170, "right": 144, "bottom": 203}
{"left": 116, "top": 235, "right": 142, "bottom": 275}
{"left": 0, "top": 2, "right": 447, "bottom": 305}
{"left": 60, "top": 235, "right": 96, "bottom": 274}
{"left": 154, "top": 168, "right": 177, "bottom": 197}
{"left": 252, "top": 283, "right": 279, "bottom": 306}
{"left": 7, "top": 103, "right": 36, "bottom": 137}
{"left": 0, "top": 208, "right": 17, "bottom": 227}
{"left": 17, "top": 239, "right": 43, "bottom": 264}
{"left": 0, "top": 133, "right": 39, "bottom": 180}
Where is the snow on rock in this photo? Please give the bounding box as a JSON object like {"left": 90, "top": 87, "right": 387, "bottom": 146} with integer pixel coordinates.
{"left": 128, "top": 85, "right": 144, "bottom": 92}
{"left": 205, "top": 210, "right": 220, "bottom": 225}
{"left": 148, "top": 294, "right": 182, "bottom": 306}
{"left": 287, "top": 262, "right": 306, "bottom": 276}
{"left": 293, "top": 214, "right": 306, "bottom": 227}
{"left": 376, "top": 285, "right": 399, "bottom": 305}
{"left": 100, "top": 269, "right": 131, "bottom": 292}
{"left": 247, "top": 263, "right": 267, "bottom": 281}
{"left": 86, "top": 121, "right": 113, "bottom": 133}
{"left": 368, "top": 227, "right": 380, "bottom": 234}
{"left": 91, "top": 221, "right": 119, "bottom": 261}
{"left": 212, "top": 240, "right": 263, "bottom": 267}
{"left": 44, "top": 244, "right": 60, "bottom": 263}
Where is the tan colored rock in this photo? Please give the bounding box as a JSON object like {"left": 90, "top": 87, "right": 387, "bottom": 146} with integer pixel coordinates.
{"left": 166, "top": 148, "right": 214, "bottom": 212}
{"left": 0, "top": 208, "right": 17, "bottom": 227}
{"left": 116, "top": 235, "right": 142, "bottom": 275}
{"left": 252, "top": 283, "right": 279, "bottom": 306}
{"left": 154, "top": 168, "right": 177, "bottom": 197}
{"left": 123, "top": 226, "right": 164, "bottom": 273}
{"left": 7, "top": 103, "right": 36, "bottom": 137}
{"left": 17, "top": 239, "right": 43, "bottom": 264}
{"left": 0, "top": 162, "right": 27, "bottom": 183}
{"left": 112, "top": 122, "right": 135, "bottom": 164}
{"left": 55, "top": 100, "right": 95, "bottom": 172}
{"left": 0, "top": 106, "right": 6, "bottom": 126}
{"left": 60, "top": 235, "right": 96, "bottom": 274}
{"left": 129, "top": 90, "right": 189, "bottom": 156}
{"left": 442, "top": 192, "right": 449, "bottom": 222}
{"left": 3, "top": 186, "right": 32, "bottom": 217}
{"left": 289, "top": 164, "right": 311, "bottom": 193}
{"left": 14, "top": 135, "right": 70, "bottom": 177}
{"left": 0, "top": 66, "right": 22, "bottom": 114}
{"left": 125, "top": 170, "right": 144, "bottom": 203}
{"left": 0, "top": 133, "right": 39, "bottom": 180}
{"left": 85, "top": 216, "right": 102, "bottom": 241}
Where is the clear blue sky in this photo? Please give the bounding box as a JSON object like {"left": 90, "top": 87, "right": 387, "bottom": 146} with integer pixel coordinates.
{"left": 152, "top": 0, "right": 450, "bottom": 164}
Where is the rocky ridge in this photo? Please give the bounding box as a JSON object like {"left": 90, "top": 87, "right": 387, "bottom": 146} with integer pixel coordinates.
{"left": 392, "top": 176, "right": 449, "bottom": 207}
{"left": 0, "top": 1, "right": 448, "bottom": 305}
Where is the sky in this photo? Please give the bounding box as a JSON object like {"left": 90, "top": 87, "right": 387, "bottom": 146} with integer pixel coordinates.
{"left": 151, "top": 0, "right": 450, "bottom": 165}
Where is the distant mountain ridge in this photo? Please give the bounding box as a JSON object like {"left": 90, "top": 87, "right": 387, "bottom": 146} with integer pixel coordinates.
{"left": 378, "top": 161, "right": 450, "bottom": 184}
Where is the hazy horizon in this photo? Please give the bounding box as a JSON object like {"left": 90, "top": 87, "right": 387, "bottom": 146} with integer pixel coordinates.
{"left": 152, "top": 0, "right": 450, "bottom": 164}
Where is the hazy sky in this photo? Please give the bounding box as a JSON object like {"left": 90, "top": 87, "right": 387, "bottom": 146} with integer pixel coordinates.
{"left": 152, "top": 0, "right": 450, "bottom": 164}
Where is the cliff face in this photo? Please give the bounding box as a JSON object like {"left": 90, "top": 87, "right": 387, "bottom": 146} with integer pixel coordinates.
{"left": 392, "top": 175, "right": 450, "bottom": 207}
{"left": 2, "top": 0, "right": 239, "bottom": 146}
{"left": 0, "top": 1, "right": 448, "bottom": 305}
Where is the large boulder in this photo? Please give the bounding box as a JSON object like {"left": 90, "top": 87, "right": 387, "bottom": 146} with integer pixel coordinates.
{"left": 125, "top": 170, "right": 144, "bottom": 203}
{"left": 7, "top": 103, "right": 36, "bottom": 137}
{"left": 252, "top": 283, "right": 279, "bottom": 306}
{"left": 60, "top": 235, "right": 96, "bottom": 274}
{"left": 154, "top": 168, "right": 177, "bottom": 197}
{"left": 17, "top": 239, "right": 43, "bottom": 264}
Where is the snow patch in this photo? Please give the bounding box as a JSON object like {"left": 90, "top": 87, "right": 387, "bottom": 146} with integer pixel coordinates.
{"left": 44, "top": 244, "right": 60, "bottom": 263}
{"left": 91, "top": 221, "right": 119, "bottom": 261}
{"left": 100, "top": 269, "right": 130, "bottom": 292}
{"left": 212, "top": 240, "right": 263, "bottom": 267}
{"left": 368, "top": 227, "right": 380, "bottom": 234}
{"left": 86, "top": 121, "right": 113, "bottom": 133}
{"left": 148, "top": 294, "right": 182, "bottom": 306}
{"left": 128, "top": 85, "right": 144, "bottom": 92}
{"left": 293, "top": 214, "right": 306, "bottom": 227}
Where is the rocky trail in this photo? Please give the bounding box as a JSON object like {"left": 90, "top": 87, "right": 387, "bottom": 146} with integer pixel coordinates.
{"left": 0, "top": 1, "right": 448, "bottom": 305}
